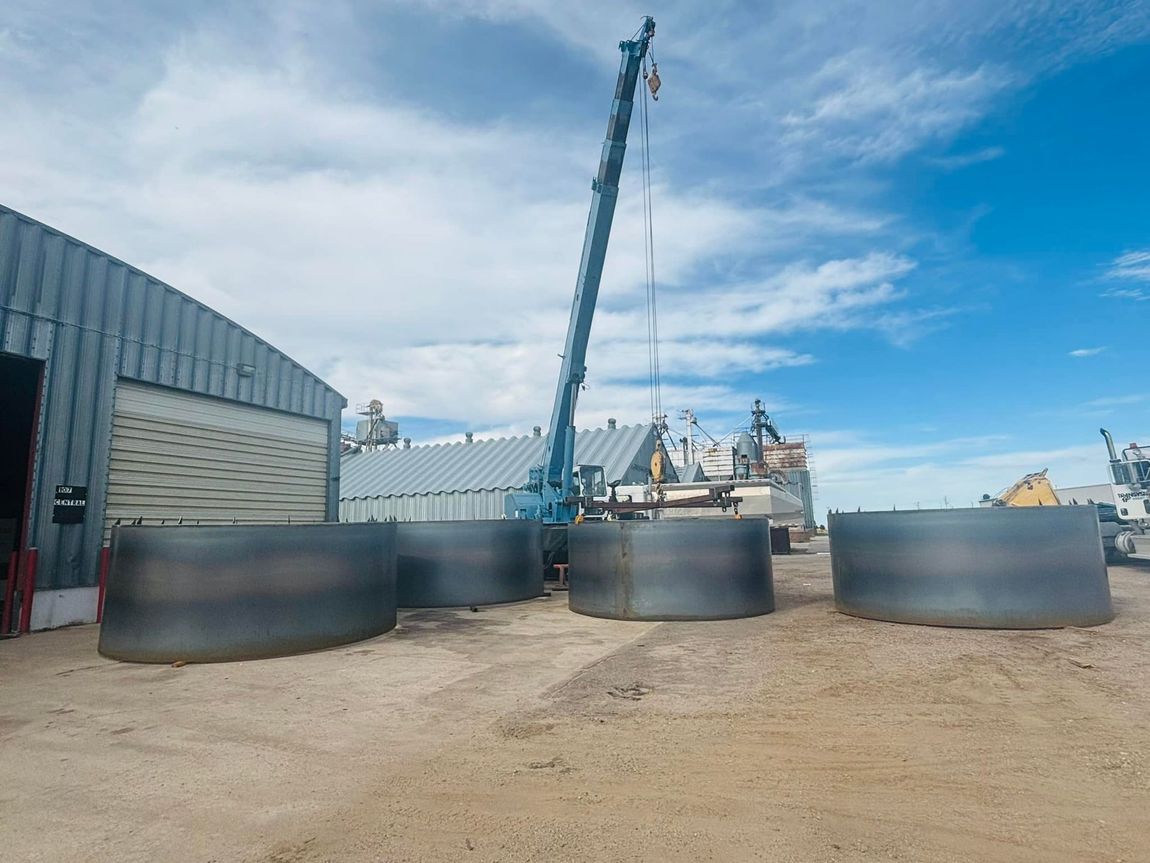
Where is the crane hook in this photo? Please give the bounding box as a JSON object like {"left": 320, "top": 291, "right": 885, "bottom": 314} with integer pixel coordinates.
{"left": 645, "top": 63, "right": 661, "bottom": 101}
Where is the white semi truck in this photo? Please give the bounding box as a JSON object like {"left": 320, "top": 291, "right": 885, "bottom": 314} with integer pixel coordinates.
{"left": 1101, "top": 428, "right": 1150, "bottom": 562}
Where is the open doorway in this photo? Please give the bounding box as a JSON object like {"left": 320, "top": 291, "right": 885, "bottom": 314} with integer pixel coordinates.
{"left": 1, "top": 353, "right": 42, "bottom": 631}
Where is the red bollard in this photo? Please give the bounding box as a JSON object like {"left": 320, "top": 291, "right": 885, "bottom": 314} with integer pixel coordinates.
{"left": 96, "top": 546, "right": 110, "bottom": 623}
{"left": 2, "top": 551, "right": 17, "bottom": 634}
{"left": 18, "top": 548, "right": 38, "bottom": 634}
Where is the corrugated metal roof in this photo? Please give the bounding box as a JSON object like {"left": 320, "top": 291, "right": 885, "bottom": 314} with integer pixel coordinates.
{"left": 340, "top": 423, "right": 672, "bottom": 499}
{"left": 0, "top": 204, "right": 345, "bottom": 419}
{"left": 679, "top": 462, "right": 708, "bottom": 483}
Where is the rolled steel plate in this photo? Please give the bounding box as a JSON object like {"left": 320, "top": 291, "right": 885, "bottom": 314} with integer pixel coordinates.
{"left": 99, "top": 523, "right": 398, "bottom": 663}
{"left": 829, "top": 507, "right": 1113, "bottom": 629}
{"left": 568, "top": 518, "right": 774, "bottom": 621}
{"left": 396, "top": 520, "right": 544, "bottom": 607}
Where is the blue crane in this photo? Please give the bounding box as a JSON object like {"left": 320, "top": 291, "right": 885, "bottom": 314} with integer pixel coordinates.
{"left": 505, "top": 17, "right": 658, "bottom": 524}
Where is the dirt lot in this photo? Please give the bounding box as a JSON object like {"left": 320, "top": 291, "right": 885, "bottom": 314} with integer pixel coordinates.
{"left": 2, "top": 543, "right": 1148, "bottom": 862}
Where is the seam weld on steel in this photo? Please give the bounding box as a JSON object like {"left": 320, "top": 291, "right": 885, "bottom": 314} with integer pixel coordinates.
{"left": 98, "top": 523, "right": 398, "bottom": 663}
{"left": 396, "top": 520, "right": 544, "bottom": 607}
{"left": 568, "top": 518, "right": 775, "bottom": 621}
{"left": 829, "top": 507, "right": 1114, "bottom": 629}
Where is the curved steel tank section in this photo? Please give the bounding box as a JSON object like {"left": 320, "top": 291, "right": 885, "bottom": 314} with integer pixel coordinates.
{"left": 396, "top": 520, "right": 544, "bottom": 607}
{"left": 829, "top": 507, "right": 1113, "bottom": 628}
{"left": 568, "top": 518, "right": 774, "bottom": 621}
{"left": 98, "top": 523, "right": 398, "bottom": 663}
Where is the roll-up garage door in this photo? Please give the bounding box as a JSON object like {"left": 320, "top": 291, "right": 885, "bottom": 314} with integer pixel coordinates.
{"left": 106, "top": 381, "right": 329, "bottom": 534}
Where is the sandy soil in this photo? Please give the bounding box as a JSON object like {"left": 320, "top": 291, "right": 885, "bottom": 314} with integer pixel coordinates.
{"left": 2, "top": 544, "right": 1147, "bottom": 862}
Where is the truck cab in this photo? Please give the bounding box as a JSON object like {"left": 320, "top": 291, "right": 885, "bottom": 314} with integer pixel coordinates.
{"left": 1102, "top": 428, "right": 1150, "bottom": 561}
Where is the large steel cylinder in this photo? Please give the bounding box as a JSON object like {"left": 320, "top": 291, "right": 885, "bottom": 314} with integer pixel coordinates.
{"left": 396, "top": 520, "right": 544, "bottom": 607}
{"left": 98, "top": 523, "right": 398, "bottom": 663}
{"left": 829, "top": 507, "right": 1113, "bottom": 628}
{"left": 568, "top": 518, "right": 774, "bottom": 621}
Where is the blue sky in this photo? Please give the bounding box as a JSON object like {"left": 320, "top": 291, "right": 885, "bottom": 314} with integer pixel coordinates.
{"left": 2, "top": 1, "right": 1148, "bottom": 515}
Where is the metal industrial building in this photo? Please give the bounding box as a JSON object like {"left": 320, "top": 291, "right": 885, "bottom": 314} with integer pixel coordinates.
{"left": 680, "top": 440, "right": 818, "bottom": 530}
{"left": 780, "top": 469, "right": 817, "bottom": 529}
{"left": 0, "top": 205, "right": 345, "bottom": 631}
{"left": 340, "top": 422, "right": 675, "bottom": 522}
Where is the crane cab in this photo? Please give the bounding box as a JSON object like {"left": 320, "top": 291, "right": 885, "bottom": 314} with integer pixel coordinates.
{"left": 573, "top": 464, "right": 607, "bottom": 500}
{"left": 503, "top": 464, "right": 607, "bottom": 522}
{"left": 573, "top": 464, "right": 610, "bottom": 522}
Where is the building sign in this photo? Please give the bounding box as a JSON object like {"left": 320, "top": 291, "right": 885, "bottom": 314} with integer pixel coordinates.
{"left": 52, "top": 485, "right": 88, "bottom": 524}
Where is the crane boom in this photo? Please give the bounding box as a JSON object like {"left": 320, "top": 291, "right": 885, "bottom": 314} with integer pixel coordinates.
{"left": 506, "top": 17, "right": 656, "bottom": 524}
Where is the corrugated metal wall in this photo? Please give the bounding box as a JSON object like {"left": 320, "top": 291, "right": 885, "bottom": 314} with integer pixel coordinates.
{"left": 783, "top": 468, "right": 817, "bottom": 529}
{"left": 340, "top": 489, "right": 508, "bottom": 523}
{"left": 338, "top": 423, "right": 678, "bottom": 525}
{"left": 0, "top": 205, "right": 346, "bottom": 592}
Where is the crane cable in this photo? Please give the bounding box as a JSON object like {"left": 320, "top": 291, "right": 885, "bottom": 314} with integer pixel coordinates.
{"left": 640, "top": 51, "right": 662, "bottom": 432}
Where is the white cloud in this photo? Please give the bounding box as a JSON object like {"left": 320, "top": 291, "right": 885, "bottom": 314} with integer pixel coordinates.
{"left": 402, "top": 0, "right": 1149, "bottom": 186}
{"left": 782, "top": 57, "right": 1012, "bottom": 163}
{"left": 815, "top": 435, "right": 1122, "bottom": 515}
{"left": 1035, "top": 393, "right": 1149, "bottom": 422}
{"left": 616, "top": 253, "right": 919, "bottom": 345}
{"left": 816, "top": 434, "right": 1011, "bottom": 475}
{"left": 1106, "top": 250, "right": 1150, "bottom": 282}
{"left": 926, "top": 146, "right": 1006, "bottom": 169}
{"left": 2, "top": 0, "right": 1145, "bottom": 458}
{"left": 1068, "top": 347, "right": 1106, "bottom": 357}
{"left": 330, "top": 334, "right": 810, "bottom": 436}
{"left": 0, "top": 20, "right": 923, "bottom": 433}
{"left": 1102, "top": 250, "right": 1150, "bottom": 301}
{"left": 1103, "top": 287, "right": 1150, "bottom": 301}
{"left": 0, "top": 51, "right": 764, "bottom": 376}
{"left": 1107, "top": 250, "right": 1150, "bottom": 280}
{"left": 871, "top": 306, "right": 962, "bottom": 348}
{"left": 1082, "top": 394, "right": 1146, "bottom": 409}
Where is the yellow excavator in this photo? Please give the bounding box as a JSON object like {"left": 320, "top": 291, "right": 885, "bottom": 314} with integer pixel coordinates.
{"left": 985, "top": 438, "right": 1146, "bottom": 562}
{"left": 986, "top": 469, "right": 1061, "bottom": 507}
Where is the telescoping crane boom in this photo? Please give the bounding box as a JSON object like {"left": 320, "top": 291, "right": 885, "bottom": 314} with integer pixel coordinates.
{"left": 505, "top": 17, "right": 658, "bottom": 524}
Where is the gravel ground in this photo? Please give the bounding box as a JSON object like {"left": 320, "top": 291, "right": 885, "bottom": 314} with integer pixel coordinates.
{"left": 2, "top": 541, "right": 1147, "bottom": 862}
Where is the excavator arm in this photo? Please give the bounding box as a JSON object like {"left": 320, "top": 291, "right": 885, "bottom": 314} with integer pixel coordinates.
{"left": 989, "top": 469, "right": 1061, "bottom": 507}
